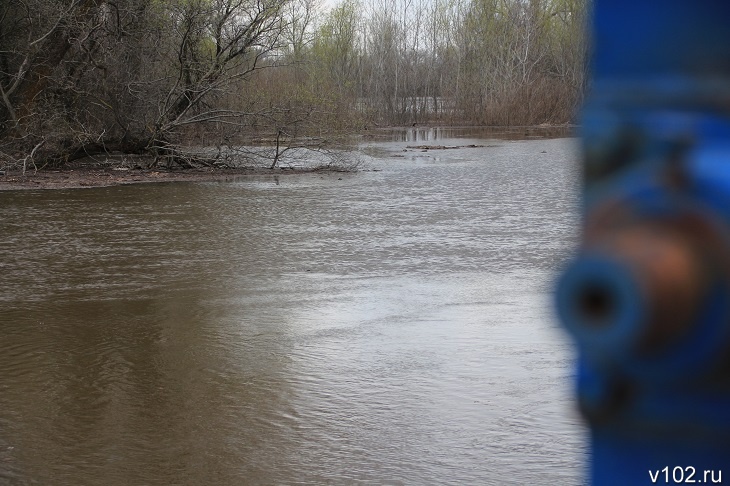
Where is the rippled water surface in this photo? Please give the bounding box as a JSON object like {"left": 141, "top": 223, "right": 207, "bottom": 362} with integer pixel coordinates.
{"left": 0, "top": 134, "right": 584, "bottom": 484}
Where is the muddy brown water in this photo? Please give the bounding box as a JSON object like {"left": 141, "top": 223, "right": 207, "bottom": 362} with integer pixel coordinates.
{"left": 0, "top": 130, "right": 585, "bottom": 484}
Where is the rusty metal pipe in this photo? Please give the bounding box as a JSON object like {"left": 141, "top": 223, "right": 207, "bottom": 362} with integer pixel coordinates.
{"left": 557, "top": 221, "right": 709, "bottom": 358}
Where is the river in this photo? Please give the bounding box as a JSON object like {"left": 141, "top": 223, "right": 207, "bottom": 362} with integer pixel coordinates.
{"left": 0, "top": 129, "right": 585, "bottom": 484}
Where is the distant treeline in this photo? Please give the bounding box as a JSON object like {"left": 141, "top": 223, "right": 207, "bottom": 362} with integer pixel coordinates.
{"left": 0, "top": 0, "right": 587, "bottom": 169}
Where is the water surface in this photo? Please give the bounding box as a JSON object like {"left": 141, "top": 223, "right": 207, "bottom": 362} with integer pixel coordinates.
{"left": 0, "top": 135, "right": 584, "bottom": 484}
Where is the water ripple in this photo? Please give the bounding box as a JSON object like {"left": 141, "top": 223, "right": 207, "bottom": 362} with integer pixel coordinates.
{"left": 0, "top": 137, "right": 584, "bottom": 484}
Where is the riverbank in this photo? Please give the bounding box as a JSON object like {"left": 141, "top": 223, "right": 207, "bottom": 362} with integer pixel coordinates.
{"left": 0, "top": 125, "right": 574, "bottom": 191}
{"left": 0, "top": 165, "right": 342, "bottom": 191}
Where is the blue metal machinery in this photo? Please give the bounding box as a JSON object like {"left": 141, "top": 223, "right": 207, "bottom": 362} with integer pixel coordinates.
{"left": 556, "top": 2, "right": 730, "bottom": 484}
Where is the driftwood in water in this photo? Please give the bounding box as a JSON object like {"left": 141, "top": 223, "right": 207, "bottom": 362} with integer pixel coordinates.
{"left": 406, "top": 144, "right": 487, "bottom": 150}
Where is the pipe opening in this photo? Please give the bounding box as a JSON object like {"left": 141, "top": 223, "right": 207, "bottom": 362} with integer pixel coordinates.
{"left": 576, "top": 282, "right": 617, "bottom": 327}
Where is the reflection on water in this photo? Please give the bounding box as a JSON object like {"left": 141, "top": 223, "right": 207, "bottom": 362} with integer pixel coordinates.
{"left": 380, "top": 125, "right": 575, "bottom": 142}
{"left": 0, "top": 136, "right": 584, "bottom": 484}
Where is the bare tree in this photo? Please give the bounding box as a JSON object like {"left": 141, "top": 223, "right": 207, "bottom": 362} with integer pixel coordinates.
{"left": 0, "top": 0, "right": 587, "bottom": 172}
{"left": 0, "top": 0, "right": 296, "bottom": 169}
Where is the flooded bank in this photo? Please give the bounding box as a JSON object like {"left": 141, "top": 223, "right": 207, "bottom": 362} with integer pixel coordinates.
{"left": 0, "top": 135, "right": 585, "bottom": 484}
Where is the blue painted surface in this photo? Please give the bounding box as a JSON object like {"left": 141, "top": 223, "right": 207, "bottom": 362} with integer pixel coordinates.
{"left": 556, "top": 1, "right": 730, "bottom": 483}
